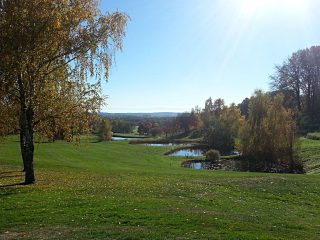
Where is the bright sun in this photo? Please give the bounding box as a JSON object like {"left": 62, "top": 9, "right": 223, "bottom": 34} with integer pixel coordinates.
{"left": 241, "top": 0, "right": 308, "bottom": 16}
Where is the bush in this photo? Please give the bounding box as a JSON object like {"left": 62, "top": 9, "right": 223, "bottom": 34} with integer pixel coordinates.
{"left": 206, "top": 149, "right": 220, "bottom": 162}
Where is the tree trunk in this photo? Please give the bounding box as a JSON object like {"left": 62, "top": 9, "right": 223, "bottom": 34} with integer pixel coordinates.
{"left": 20, "top": 131, "right": 27, "bottom": 172}
{"left": 296, "top": 90, "right": 301, "bottom": 112}
{"left": 17, "top": 72, "right": 35, "bottom": 184}
{"left": 20, "top": 107, "right": 35, "bottom": 184}
{"left": 24, "top": 141, "right": 35, "bottom": 184}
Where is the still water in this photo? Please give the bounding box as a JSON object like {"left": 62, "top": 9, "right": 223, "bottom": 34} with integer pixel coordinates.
{"left": 168, "top": 149, "right": 205, "bottom": 157}
{"left": 112, "top": 137, "right": 139, "bottom": 141}
{"left": 145, "top": 143, "right": 192, "bottom": 147}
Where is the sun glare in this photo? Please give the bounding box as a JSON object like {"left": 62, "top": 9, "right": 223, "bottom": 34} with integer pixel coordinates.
{"left": 241, "top": 0, "right": 308, "bottom": 16}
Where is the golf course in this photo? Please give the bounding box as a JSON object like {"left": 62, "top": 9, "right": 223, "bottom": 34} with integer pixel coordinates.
{"left": 1, "top": 135, "right": 319, "bottom": 239}
{"left": 1, "top": 1, "right": 320, "bottom": 239}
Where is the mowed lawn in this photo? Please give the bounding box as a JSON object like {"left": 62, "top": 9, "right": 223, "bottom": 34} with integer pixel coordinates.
{"left": 1, "top": 136, "right": 320, "bottom": 240}
{"left": 300, "top": 138, "right": 320, "bottom": 174}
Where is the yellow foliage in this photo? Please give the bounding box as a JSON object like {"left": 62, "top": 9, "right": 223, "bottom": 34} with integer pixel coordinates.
{"left": 0, "top": 0, "right": 129, "bottom": 141}
{"left": 239, "top": 90, "right": 298, "bottom": 169}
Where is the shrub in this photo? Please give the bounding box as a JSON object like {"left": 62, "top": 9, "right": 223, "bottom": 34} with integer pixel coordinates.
{"left": 206, "top": 149, "right": 220, "bottom": 162}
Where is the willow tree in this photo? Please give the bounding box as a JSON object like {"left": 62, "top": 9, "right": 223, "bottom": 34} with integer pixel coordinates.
{"left": 98, "top": 118, "right": 113, "bottom": 142}
{"left": 0, "top": 0, "right": 129, "bottom": 184}
{"left": 239, "top": 90, "right": 299, "bottom": 172}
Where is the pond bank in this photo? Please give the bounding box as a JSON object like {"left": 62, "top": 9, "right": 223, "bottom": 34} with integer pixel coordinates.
{"left": 182, "top": 158, "right": 305, "bottom": 174}
{"left": 129, "top": 139, "right": 202, "bottom": 145}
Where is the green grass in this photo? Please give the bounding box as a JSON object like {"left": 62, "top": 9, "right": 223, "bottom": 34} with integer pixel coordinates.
{"left": 306, "top": 132, "right": 320, "bottom": 140}
{"left": 1, "top": 136, "right": 320, "bottom": 239}
{"left": 300, "top": 137, "right": 320, "bottom": 174}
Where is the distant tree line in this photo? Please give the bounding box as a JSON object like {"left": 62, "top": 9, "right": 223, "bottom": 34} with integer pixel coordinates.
{"left": 138, "top": 121, "right": 162, "bottom": 137}
{"left": 111, "top": 120, "right": 135, "bottom": 134}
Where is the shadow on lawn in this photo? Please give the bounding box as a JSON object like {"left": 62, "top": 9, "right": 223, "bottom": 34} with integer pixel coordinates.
{"left": 0, "top": 175, "right": 24, "bottom": 179}
{"left": 0, "top": 182, "right": 28, "bottom": 198}
{"left": 0, "top": 182, "right": 25, "bottom": 188}
{"left": 0, "top": 170, "right": 22, "bottom": 175}
{"left": 0, "top": 171, "right": 23, "bottom": 179}
{"left": 0, "top": 170, "right": 25, "bottom": 189}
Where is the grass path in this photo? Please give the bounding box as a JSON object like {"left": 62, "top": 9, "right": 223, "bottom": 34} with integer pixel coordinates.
{"left": 1, "top": 136, "right": 320, "bottom": 239}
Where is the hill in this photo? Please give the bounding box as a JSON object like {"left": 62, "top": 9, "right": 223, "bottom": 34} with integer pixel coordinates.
{"left": 101, "top": 112, "right": 179, "bottom": 120}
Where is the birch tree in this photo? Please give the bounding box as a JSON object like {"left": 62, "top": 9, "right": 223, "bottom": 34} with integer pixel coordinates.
{"left": 0, "top": 0, "right": 129, "bottom": 184}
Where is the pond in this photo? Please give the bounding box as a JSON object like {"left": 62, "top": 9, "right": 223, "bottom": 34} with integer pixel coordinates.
{"left": 188, "top": 162, "right": 204, "bottom": 170}
{"left": 182, "top": 159, "right": 302, "bottom": 173}
{"left": 112, "top": 137, "right": 128, "bottom": 141}
{"left": 183, "top": 161, "right": 224, "bottom": 170}
{"left": 145, "top": 143, "right": 192, "bottom": 147}
{"left": 112, "top": 137, "right": 139, "bottom": 141}
{"left": 182, "top": 160, "right": 244, "bottom": 171}
{"left": 168, "top": 148, "right": 206, "bottom": 157}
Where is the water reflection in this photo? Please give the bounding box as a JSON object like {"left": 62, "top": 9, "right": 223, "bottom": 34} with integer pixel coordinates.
{"left": 112, "top": 137, "right": 139, "bottom": 141}
{"left": 190, "top": 162, "right": 203, "bottom": 170}
{"left": 168, "top": 149, "right": 205, "bottom": 157}
{"left": 145, "top": 143, "right": 192, "bottom": 147}
{"left": 182, "top": 159, "right": 247, "bottom": 171}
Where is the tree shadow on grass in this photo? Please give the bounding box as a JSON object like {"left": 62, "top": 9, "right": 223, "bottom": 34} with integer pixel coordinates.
{"left": 0, "top": 175, "right": 24, "bottom": 179}
{"left": 0, "top": 170, "right": 24, "bottom": 180}
{"left": 0, "top": 182, "right": 25, "bottom": 188}
{"left": 0, "top": 170, "right": 25, "bottom": 190}
{"left": 0, "top": 182, "right": 28, "bottom": 198}
{"left": 0, "top": 170, "right": 22, "bottom": 175}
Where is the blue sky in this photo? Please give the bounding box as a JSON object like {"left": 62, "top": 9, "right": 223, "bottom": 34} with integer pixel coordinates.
{"left": 100, "top": 0, "right": 320, "bottom": 113}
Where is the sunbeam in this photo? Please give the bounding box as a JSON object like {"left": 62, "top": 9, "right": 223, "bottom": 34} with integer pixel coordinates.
{"left": 241, "top": 0, "right": 309, "bottom": 17}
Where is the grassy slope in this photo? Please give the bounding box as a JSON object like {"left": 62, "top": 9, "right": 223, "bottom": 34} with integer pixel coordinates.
{"left": 0, "top": 136, "right": 320, "bottom": 240}
{"left": 308, "top": 132, "right": 320, "bottom": 137}
{"left": 300, "top": 138, "right": 320, "bottom": 174}
{"left": 306, "top": 132, "right": 320, "bottom": 140}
